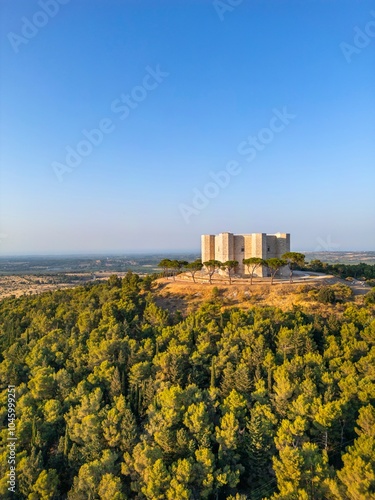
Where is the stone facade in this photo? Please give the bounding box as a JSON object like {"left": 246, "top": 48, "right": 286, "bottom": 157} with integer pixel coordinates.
{"left": 201, "top": 232, "right": 290, "bottom": 277}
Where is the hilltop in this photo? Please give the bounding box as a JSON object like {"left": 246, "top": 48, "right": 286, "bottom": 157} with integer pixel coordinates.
{"left": 152, "top": 272, "right": 370, "bottom": 316}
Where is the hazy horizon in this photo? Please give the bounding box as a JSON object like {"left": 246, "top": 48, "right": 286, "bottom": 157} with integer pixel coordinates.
{"left": 1, "top": 249, "right": 375, "bottom": 259}
{"left": 1, "top": 1, "right": 374, "bottom": 255}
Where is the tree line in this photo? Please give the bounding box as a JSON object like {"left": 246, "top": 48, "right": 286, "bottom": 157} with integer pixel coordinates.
{"left": 158, "top": 253, "right": 306, "bottom": 285}
{"left": 305, "top": 260, "right": 375, "bottom": 284}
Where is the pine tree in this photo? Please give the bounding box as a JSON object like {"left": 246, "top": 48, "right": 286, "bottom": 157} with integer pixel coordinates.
{"left": 18, "top": 447, "right": 43, "bottom": 497}
{"left": 110, "top": 366, "right": 122, "bottom": 399}
{"left": 246, "top": 403, "right": 277, "bottom": 496}
{"left": 29, "top": 469, "right": 59, "bottom": 500}
{"left": 337, "top": 405, "right": 375, "bottom": 499}
{"left": 210, "top": 356, "right": 217, "bottom": 388}
{"left": 221, "top": 362, "right": 236, "bottom": 398}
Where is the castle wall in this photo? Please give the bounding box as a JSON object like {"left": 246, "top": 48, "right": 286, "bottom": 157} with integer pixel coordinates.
{"left": 248, "top": 233, "right": 267, "bottom": 276}
{"left": 276, "top": 232, "right": 290, "bottom": 256}
{"left": 266, "top": 235, "right": 278, "bottom": 258}
{"left": 276, "top": 232, "right": 290, "bottom": 277}
{"left": 265, "top": 233, "right": 290, "bottom": 277}
{"left": 233, "top": 235, "right": 245, "bottom": 274}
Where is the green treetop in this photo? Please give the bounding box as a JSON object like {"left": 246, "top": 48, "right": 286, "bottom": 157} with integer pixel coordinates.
{"left": 243, "top": 257, "right": 265, "bottom": 285}
{"left": 282, "top": 252, "right": 305, "bottom": 283}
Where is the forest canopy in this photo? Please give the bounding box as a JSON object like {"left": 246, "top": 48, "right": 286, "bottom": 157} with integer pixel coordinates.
{"left": 0, "top": 272, "right": 374, "bottom": 499}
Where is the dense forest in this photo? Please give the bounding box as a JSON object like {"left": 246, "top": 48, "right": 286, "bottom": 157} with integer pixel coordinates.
{"left": 0, "top": 273, "right": 374, "bottom": 499}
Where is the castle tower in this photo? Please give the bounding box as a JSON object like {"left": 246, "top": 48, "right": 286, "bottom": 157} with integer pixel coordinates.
{"left": 201, "top": 235, "right": 215, "bottom": 262}
{"left": 215, "top": 232, "right": 234, "bottom": 262}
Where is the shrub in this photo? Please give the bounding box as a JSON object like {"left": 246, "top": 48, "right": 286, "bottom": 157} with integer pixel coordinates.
{"left": 330, "top": 284, "right": 354, "bottom": 302}
{"left": 364, "top": 288, "right": 375, "bottom": 306}
{"left": 241, "top": 289, "right": 251, "bottom": 302}
{"left": 296, "top": 284, "right": 314, "bottom": 294}
{"left": 317, "top": 286, "right": 336, "bottom": 304}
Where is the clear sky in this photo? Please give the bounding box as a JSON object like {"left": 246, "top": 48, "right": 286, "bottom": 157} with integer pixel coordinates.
{"left": 0, "top": 0, "right": 374, "bottom": 255}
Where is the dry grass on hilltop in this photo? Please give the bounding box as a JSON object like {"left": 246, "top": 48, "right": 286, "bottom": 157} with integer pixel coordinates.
{"left": 152, "top": 276, "right": 359, "bottom": 317}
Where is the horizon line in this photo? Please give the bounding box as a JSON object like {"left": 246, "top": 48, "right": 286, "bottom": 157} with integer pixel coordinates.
{"left": 0, "top": 249, "right": 374, "bottom": 259}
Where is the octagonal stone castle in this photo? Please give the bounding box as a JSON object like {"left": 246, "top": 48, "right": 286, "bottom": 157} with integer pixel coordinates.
{"left": 201, "top": 232, "right": 290, "bottom": 277}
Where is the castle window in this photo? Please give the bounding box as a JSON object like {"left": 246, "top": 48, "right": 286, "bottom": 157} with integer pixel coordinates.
{"left": 267, "top": 247, "right": 270, "bottom": 252}
{"left": 241, "top": 247, "right": 244, "bottom": 252}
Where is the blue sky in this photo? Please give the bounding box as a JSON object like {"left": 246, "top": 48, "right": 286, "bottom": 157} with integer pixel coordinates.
{"left": 0, "top": 0, "right": 374, "bottom": 255}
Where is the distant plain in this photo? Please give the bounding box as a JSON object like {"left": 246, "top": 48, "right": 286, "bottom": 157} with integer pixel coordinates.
{"left": 0, "top": 251, "right": 373, "bottom": 300}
